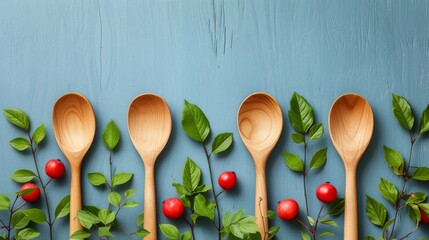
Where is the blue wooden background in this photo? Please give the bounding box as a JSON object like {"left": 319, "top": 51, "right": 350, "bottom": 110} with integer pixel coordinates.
{"left": 1, "top": 1, "right": 429, "bottom": 239}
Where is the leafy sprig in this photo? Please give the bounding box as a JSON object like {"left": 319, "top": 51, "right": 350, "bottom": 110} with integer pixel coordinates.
{"left": 284, "top": 92, "right": 344, "bottom": 239}
{"left": 70, "top": 120, "right": 146, "bottom": 239}
{"left": 365, "top": 93, "right": 429, "bottom": 240}
{"left": 2, "top": 109, "right": 70, "bottom": 240}
{"left": 159, "top": 100, "right": 259, "bottom": 240}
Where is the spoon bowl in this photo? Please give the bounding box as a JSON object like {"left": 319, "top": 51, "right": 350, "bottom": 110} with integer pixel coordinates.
{"left": 128, "top": 94, "right": 172, "bottom": 240}
{"left": 328, "top": 93, "right": 374, "bottom": 240}
{"left": 52, "top": 93, "right": 96, "bottom": 239}
{"left": 237, "top": 92, "right": 283, "bottom": 239}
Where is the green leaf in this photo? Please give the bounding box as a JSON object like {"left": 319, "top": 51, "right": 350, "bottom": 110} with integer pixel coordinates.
{"left": 412, "top": 167, "right": 429, "bottom": 181}
{"left": 307, "top": 216, "right": 315, "bottom": 226}
{"left": 3, "top": 108, "right": 30, "bottom": 131}
{"left": 123, "top": 200, "right": 139, "bottom": 208}
{"left": 383, "top": 146, "right": 404, "bottom": 176}
{"left": 112, "top": 173, "right": 133, "bottom": 186}
{"left": 318, "top": 232, "right": 335, "bottom": 237}
{"left": 12, "top": 211, "right": 30, "bottom": 229}
{"left": 284, "top": 152, "right": 303, "bottom": 171}
{"left": 319, "top": 218, "right": 338, "bottom": 227}
{"left": 419, "top": 105, "right": 429, "bottom": 134}
{"left": 136, "top": 228, "right": 150, "bottom": 238}
{"left": 9, "top": 138, "right": 31, "bottom": 151}
{"left": 406, "top": 192, "right": 427, "bottom": 205}
{"left": 98, "top": 209, "right": 116, "bottom": 225}
{"left": 183, "top": 158, "right": 201, "bottom": 192}
{"left": 22, "top": 209, "right": 46, "bottom": 224}
{"left": 309, "top": 123, "right": 324, "bottom": 140}
{"left": 159, "top": 224, "right": 180, "bottom": 240}
{"left": 77, "top": 210, "right": 100, "bottom": 225}
{"left": 408, "top": 204, "right": 421, "bottom": 224}
{"left": 108, "top": 191, "right": 122, "bottom": 207}
{"left": 180, "top": 195, "right": 191, "bottom": 208}
{"left": 103, "top": 120, "right": 120, "bottom": 151}
{"left": 136, "top": 212, "right": 144, "bottom": 227}
{"left": 194, "top": 194, "right": 216, "bottom": 221}
{"left": 212, "top": 132, "right": 233, "bottom": 154}
{"left": 32, "top": 124, "right": 46, "bottom": 145}
{"left": 366, "top": 195, "right": 387, "bottom": 227}
{"left": 15, "top": 228, "right": 40, "bottom": 240}
{"left": 182, "top": 100, "right": 210, "bottom": 142}
{"left": 173, "top": 183, "right": 190, "bottom": 196}
{"left": 0, "top": 194, "right": 11, "bottom": 210}
{"left": 309, "top": 147, "right": 328, "bottom": 170}
{"left": 267, "top": 210, "right": 275, "bottom": 220}
{"left": 125, "top": 189, "right": 136, "bottom": 199}
{"left": 194, "top": 184, "right": 211, "bottom": 194}
{"left": 55, "top": 195, "right": 70, "bottom": 218}
{"left": 10, "top": 169, "right": 36, "bottom": 183}
{"left": 392, "top": 93, "right": 414, "bottom": 130}
{"left": 301, "top": 231, "right": 311, "bottom": 240}
{"left": 88, "top": 172, "right": 107, "bottom": 186}
{"left": 268, "top": 226, "right": 280, "bottom": 239}
{"left": 383, "top": 219, "right": 394, "bottom": 233}
{"left": 288, "top": 92, "right": 314, "bottom": 133}
{"left": 181, "top": 231, "right": 192, "bottom": 240}
{"left": 364, "top": 237, "right": 376, "bottom": 240}
{"left": 378, "top": 178, "right": 398, "bottom": 205}
{"left": 70, "top": 230, "right": 91, "bottom": 239}
{"left": 292, "top": 133, "right": 305, "bottom": 144}
{"left": 328, "top": 198, "right": 345, "bottom": 216}
{"left": 99, "top": 226, "right": 114, "bottom": 237}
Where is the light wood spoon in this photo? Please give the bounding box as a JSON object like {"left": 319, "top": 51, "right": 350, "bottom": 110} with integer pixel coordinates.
{"left": 328, "top": 93, "right": 374, "bottom": 240}
{"left": 52, "top": 93, "right": 96, "bottom": 240}
{"left": 127, "top": 94, "right": 172, "bottom": 240}
{"left": 237, "top": 92, "right": 283, "bottom": 239}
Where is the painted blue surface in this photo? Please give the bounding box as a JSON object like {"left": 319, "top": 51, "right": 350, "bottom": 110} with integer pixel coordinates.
{"left": 0, "top": 1, "right": 429, "bottom": 239}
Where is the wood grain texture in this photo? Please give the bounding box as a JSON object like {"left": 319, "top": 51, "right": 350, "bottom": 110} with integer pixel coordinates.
{"left": 0, "top": 1, "right": 429, "bottom": 239}
{"left": 329, "top": 94, "right": 374, "bottom": 240}
{"left": 52, "top": 93, "right": 96, "bottom": 239}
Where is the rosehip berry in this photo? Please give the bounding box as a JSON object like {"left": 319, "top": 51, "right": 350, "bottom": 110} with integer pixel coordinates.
{"left": 162, "top": 198, "right": 185, "bottom": 219}
{"left": 316, "top": 182, "right": 338, "bottom": 203}
{"left": 218, "top": 171, "right": 237, "bottom": 190}
{"left": 20, "top": 183, "right": 41, "bottom": 202}
{"left": 45, "top": 159, "right": 65, "bottom": 179}
{"left": 277, "top": 198, "right": 299, "bottom": 220}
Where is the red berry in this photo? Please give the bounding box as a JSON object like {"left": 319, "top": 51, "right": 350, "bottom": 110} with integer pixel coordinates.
{"left": 218, "top": 171, "right": 237, "bottom": 190}
{"left": 316, "top": 182, "right": 338, "bottom": 203}
{"left": 20, "top": 183, "right": 41, "bottom": 202}
{"left": 45, "top": 159, "right": 65, "bottom": 179}
{"left": 162, "top": 198, "right": 185, "bottom": 219}
{"left": 420, "top": 208, "right": 429, "bottom": 224}
{"left": 277, "top": 198, "right": 299, "bottom": 220}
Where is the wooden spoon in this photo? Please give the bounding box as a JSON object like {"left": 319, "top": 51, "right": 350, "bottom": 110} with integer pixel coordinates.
{"left": 328, "top": 93, "right": 374, "bottom": 240}
{"left": 237, "top": 92, "right": 283, "bottom": 239}
{"left": 52, "top": 93, "right": 96, "bottom": 240}
{"left": 127, "top": 94, "right": 172, "bottom": 240}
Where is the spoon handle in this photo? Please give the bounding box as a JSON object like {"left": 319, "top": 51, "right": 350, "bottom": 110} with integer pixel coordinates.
{"left": 344, "top": 168, "right": 358, "bottom": 240}
{"left": 70, "top": 167, "right": 83, "bottom": 240}
{"left": 255, "top": 166, "right": 269, "bottom": 239}
{"left": 144, "top": 165, "right": 157, "bottom": 240}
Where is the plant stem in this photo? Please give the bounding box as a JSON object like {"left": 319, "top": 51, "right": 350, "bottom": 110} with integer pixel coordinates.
{"left": 312, "top": 203, "right": 325, "bottom": 240}
{"left": 303, "top": 137, "right": 310, "bottom": 219}
{"left": 399, "top": 223, "right": 419, "bottom": 240}
{"left": 201, "top": 143, "right": 222, "bottom": 237}
{"left": 27, "top": 132, "right": 53, "bottom": 240}
{"left": 182, "top": 217, "right": 196, "bottom": 240}
{"left": 295, "top": 218, "right": 313, "bottom": 234}
{"left": 108, "top": 151, "right": 114, "bottom": 210}
{"left": 7, "top": 195, "right": 19, "bottom": 240}
{"left": 388, "top": 131, "right": 415, "bottom": 240}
